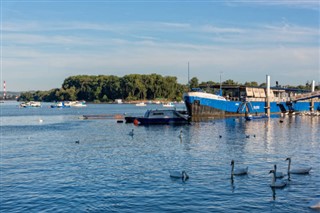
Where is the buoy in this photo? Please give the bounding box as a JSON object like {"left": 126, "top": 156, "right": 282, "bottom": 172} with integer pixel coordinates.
{"left": 133, "top": 119, "right": 139, "bottom": 125}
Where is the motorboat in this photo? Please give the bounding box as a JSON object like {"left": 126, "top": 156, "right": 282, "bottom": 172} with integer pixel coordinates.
{"left": 162, "top": 102, "right": 175, "bottom": 108}
{"left": 65, "top": 101, "right": 87, "bottom": 107}
{"left": 134, "top": 109, "right": 190, "bottom": 125}
{"left": 20, "top": 101, "right": 41, "bottom": 108}
{"left": 50, "top": 102, "right": 71, "bottom": 108}
{"left": 136, "top": 102, "right": 147, "bottom": 107}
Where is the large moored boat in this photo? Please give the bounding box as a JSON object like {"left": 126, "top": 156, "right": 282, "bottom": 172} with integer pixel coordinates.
{"left": 183, "top": 81, "right": 320, "bottom": 117}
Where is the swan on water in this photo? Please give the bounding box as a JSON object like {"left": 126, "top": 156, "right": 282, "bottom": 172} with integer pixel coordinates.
{"left": 178, "top": 130, "right": 183, "bottom": 138}
{"left": 269, "top": 170, "right": 287, "bottom": 188}
{"left": 274, "top": 164, "right": 286, "bottom": 178}
{"left": 169, "top": 170, "right": 189, "bottom": 181}
{"left": 39, "top": 118, "right": 43, "bottom": 123}
{"left": 129, "top": 129, "right": 134, "bottom": 136}
{"left": 231, "top": 160, "right": 248, "bottom": 176}
{"left": 309, "top": 198, "right": 320, "bottom": 209}
{"left": 286, "top": 157, "right": 312, "bottom": 174}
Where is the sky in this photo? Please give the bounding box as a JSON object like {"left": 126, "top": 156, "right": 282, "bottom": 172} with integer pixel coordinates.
{"left": 1, "top": 0, "right": 319, "bottom": 91}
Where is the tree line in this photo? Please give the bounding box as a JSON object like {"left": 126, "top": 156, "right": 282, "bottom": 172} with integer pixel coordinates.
{"left": 18, "top": 74, "right": 318, "bottom": 102}
{"left": 18, "top": 74, "right": 186, "bottom": 102}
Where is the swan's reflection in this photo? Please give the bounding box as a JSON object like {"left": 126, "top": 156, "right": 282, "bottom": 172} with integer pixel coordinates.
{"left": 271, "top": 187, "right": 276, "bottom": 200}
{"left": 230, "top": 176, "right": 235, "bottom": 193}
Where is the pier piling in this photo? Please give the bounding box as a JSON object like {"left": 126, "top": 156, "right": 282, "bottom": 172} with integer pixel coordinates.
{"left": 266, "top": 75, "right": 271, "bottom": 117}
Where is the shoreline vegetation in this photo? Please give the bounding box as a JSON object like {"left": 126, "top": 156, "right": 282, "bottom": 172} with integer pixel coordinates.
{"left": 15, "top": 74, "right": 317, "bottom": 102}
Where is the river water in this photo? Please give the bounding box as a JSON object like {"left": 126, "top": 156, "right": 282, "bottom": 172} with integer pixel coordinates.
{"left": 1, "top": 102, "right": 319, "bottom": 212}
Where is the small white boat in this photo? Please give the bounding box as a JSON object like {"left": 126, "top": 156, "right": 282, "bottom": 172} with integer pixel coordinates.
{"left": 162, "top": 102, "right": 175, "bottom": 107}
{"left": 135, "top": 102, "right": 146, "bottom": 107}
{"left": 67, "top": 101, "right": 87, "bottom": 107}
{"left": 20, "top": 101, "right": 41, "bottom": 108}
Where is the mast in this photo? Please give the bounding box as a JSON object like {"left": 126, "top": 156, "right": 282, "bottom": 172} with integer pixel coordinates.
{"left": 310, "top": 80, "right": 315, "bottom": 112}
{"left": 188, "top": 62, "right": 190, "bottom": 91}
{"left": 266, "top": 75, "right": 270, "bottom": 117}
{"left": 3, "top": 81, "right": 6, "bottom": 100}
{"left": 219, "top": 71, "right": 223, "bottom": 96}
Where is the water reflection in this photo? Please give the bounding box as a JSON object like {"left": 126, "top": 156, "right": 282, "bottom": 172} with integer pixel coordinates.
{"left": 230, "top": 176, "right": 235, "bottom": 193}
{"left": 1, "top": 104, "right": 319, "bottom": 213}
{"left": 271, "top": 187, "right": 276, "bottom": 200}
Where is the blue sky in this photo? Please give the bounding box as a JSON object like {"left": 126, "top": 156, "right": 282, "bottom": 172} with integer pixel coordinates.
{"left": 1, "top": 0, "right": 319, "bottom": 91}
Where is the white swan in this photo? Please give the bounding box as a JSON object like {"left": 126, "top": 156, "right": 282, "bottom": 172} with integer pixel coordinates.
{"left": 231, "top": 160, "right": 248, "bottom": 176}
{"left": 269, "top": 170, "right": 287, "bottom": 188}
{"left": 274, "top": 164, "right": 286, "bottom": 178}
{"left": 169, "top": 170, "right": 189, "bottom": 181}
{"left": 309, "top": 198, "right": 320, "bottom": 209}
{"left": 128, "top": 129, "right": 134, "bottom": 136}
{"left": 286, "top": 157, "right": 312, "bottom": 174}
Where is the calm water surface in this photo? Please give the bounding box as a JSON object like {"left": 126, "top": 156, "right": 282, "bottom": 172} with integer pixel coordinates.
{"left": 1, "top": 102, "right": 319, "bottom": 212}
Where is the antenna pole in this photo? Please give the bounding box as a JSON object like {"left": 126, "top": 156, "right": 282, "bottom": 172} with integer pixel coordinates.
{"left": 219, "top": 71, "right": 223, "bottom": 96}
{"left": 3, "top": 81, "right": 6, "bottom": 100}
{"left": 188, "top": 62, "right": 190, "bottom": 91}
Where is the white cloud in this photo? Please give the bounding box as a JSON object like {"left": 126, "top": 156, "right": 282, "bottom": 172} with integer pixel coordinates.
{"left": 2, "top": 20, "right": 319, "bottom": 91}
{"left": 3, "top": 40, "right": 319, "bottom": 90}
{"left": 226, "top": 0, "right": 320, "bottom": 10}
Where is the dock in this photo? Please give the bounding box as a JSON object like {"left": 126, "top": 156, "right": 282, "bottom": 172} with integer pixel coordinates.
{"left": 79, "top": 114, "right": 124, "bottom": 120}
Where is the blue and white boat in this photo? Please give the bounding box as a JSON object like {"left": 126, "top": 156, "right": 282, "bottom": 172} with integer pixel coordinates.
{"left": 135, "top": 109, "right": 190, "bottom": 125}
{"left": 50, "top": 102, "right": 71, "bottom": 108}
{"left": 183, "top": 85, "right": 320, "bottom": 117}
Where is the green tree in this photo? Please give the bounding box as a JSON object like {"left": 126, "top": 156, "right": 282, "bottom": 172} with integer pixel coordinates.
{"left": 189, "top": 77, "right": 199, "bottom": 89}
{"left": 223, "top": 79, "right": 238, "bottom": 85}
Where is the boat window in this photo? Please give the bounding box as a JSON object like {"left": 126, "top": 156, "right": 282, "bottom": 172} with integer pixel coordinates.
{"left": 144, "top": 110, "right": 150, "bottom": 117}
{"left": 152, "top": 112, "right": 164, "bottom": 115}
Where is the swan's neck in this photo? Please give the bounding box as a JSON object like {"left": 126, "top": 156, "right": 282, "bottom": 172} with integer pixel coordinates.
{"left": 271, "top": 172, "right": 276, "bottom": 185}
{"left": 287, "top": 159, "right": 291, "bottom": 173}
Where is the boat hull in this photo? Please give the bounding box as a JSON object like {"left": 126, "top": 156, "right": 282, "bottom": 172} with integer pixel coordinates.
{"left": 136, "top": 117, "right": 189, "bottom": 125}
{"left": 184, "top": 92, "right": 320, "bottom": 117}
